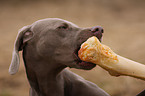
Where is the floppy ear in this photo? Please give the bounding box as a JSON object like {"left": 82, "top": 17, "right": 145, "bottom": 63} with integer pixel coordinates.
{"left": 9, "top": 25, "right": 33, "bottom": 75}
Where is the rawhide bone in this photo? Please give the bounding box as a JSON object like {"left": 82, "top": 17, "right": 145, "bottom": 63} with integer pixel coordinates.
{"left": 78, "top": 36, "right": 145, "bottom": 80}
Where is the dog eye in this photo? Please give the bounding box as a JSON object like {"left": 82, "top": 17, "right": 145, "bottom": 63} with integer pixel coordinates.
{"left": 58, "top": 23, "right": 68, "bottom": 29}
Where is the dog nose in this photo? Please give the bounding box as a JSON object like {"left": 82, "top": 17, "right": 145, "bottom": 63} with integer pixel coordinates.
{"left": 91, "top": 26, "right": 104, "bottom": 34}
{"left": 91, "top": 26, "right": 104, "bottom": 40}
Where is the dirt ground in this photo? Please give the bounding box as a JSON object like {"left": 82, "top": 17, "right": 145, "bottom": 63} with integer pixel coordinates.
{"left": 0, "top": 0, "right": 145, "bottom": 96}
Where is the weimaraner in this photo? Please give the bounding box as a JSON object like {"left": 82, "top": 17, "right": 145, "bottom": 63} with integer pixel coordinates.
{"left": 9, "top": 18, "right": 110, "bottom": 96}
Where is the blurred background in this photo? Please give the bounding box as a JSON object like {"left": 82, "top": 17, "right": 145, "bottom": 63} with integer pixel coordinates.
{"left": 0, "top": 0, "right": 145, "bottom": 96}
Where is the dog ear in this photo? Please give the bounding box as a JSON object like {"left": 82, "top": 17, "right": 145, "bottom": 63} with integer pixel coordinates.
{"left": 9, "top": 25, "right": 33, "bottom": 75}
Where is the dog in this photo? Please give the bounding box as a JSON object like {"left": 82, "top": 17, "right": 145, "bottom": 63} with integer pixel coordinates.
{"left": 9, "top": 18, "right": 109, "bottom": 96}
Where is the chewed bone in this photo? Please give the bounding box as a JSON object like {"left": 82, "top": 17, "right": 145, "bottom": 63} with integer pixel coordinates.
{"left": 78, "top": 36, "right": 145, "bottom": 80}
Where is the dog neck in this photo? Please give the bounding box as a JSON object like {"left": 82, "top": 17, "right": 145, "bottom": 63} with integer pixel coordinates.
{"left": 23, "top": 50, "right": 67, "bottom": 96}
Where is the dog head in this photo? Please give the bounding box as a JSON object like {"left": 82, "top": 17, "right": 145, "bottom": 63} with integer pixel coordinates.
{"left": 9, "top": 18, "right": 103, "bottom": 74}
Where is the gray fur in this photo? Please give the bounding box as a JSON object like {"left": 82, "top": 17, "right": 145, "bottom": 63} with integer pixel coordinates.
{"left": 9, "top": 25, "right": 32, "bottom": 75}
{"left": 9, "top": 18, "right": 109, "bottom": 96}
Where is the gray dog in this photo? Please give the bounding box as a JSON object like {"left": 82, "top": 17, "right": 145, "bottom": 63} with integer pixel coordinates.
{"left": 9, "top": 18, "right": 110, "bottom": 96}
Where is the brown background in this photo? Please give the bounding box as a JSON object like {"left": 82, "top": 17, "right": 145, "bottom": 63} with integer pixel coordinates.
{"left": 0, "top": 0, "right": 145, "bottom": 96}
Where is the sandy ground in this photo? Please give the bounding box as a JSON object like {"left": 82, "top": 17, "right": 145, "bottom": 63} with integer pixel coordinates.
{"left": 0, "top": 0, "right": 145, "bottom": 96}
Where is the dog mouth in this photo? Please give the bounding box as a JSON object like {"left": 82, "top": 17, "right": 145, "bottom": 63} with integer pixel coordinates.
{"left": 74, "top": 44, "right": 96, "bottom": 70}
{"left": 72, "top": 27, "right": 103, "bottom": 70}
{"left": 73, "top": 34, "right": 103, "bottom": 70}
{"left": 74, "top": 37, "right": 102, "bottom": 70}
